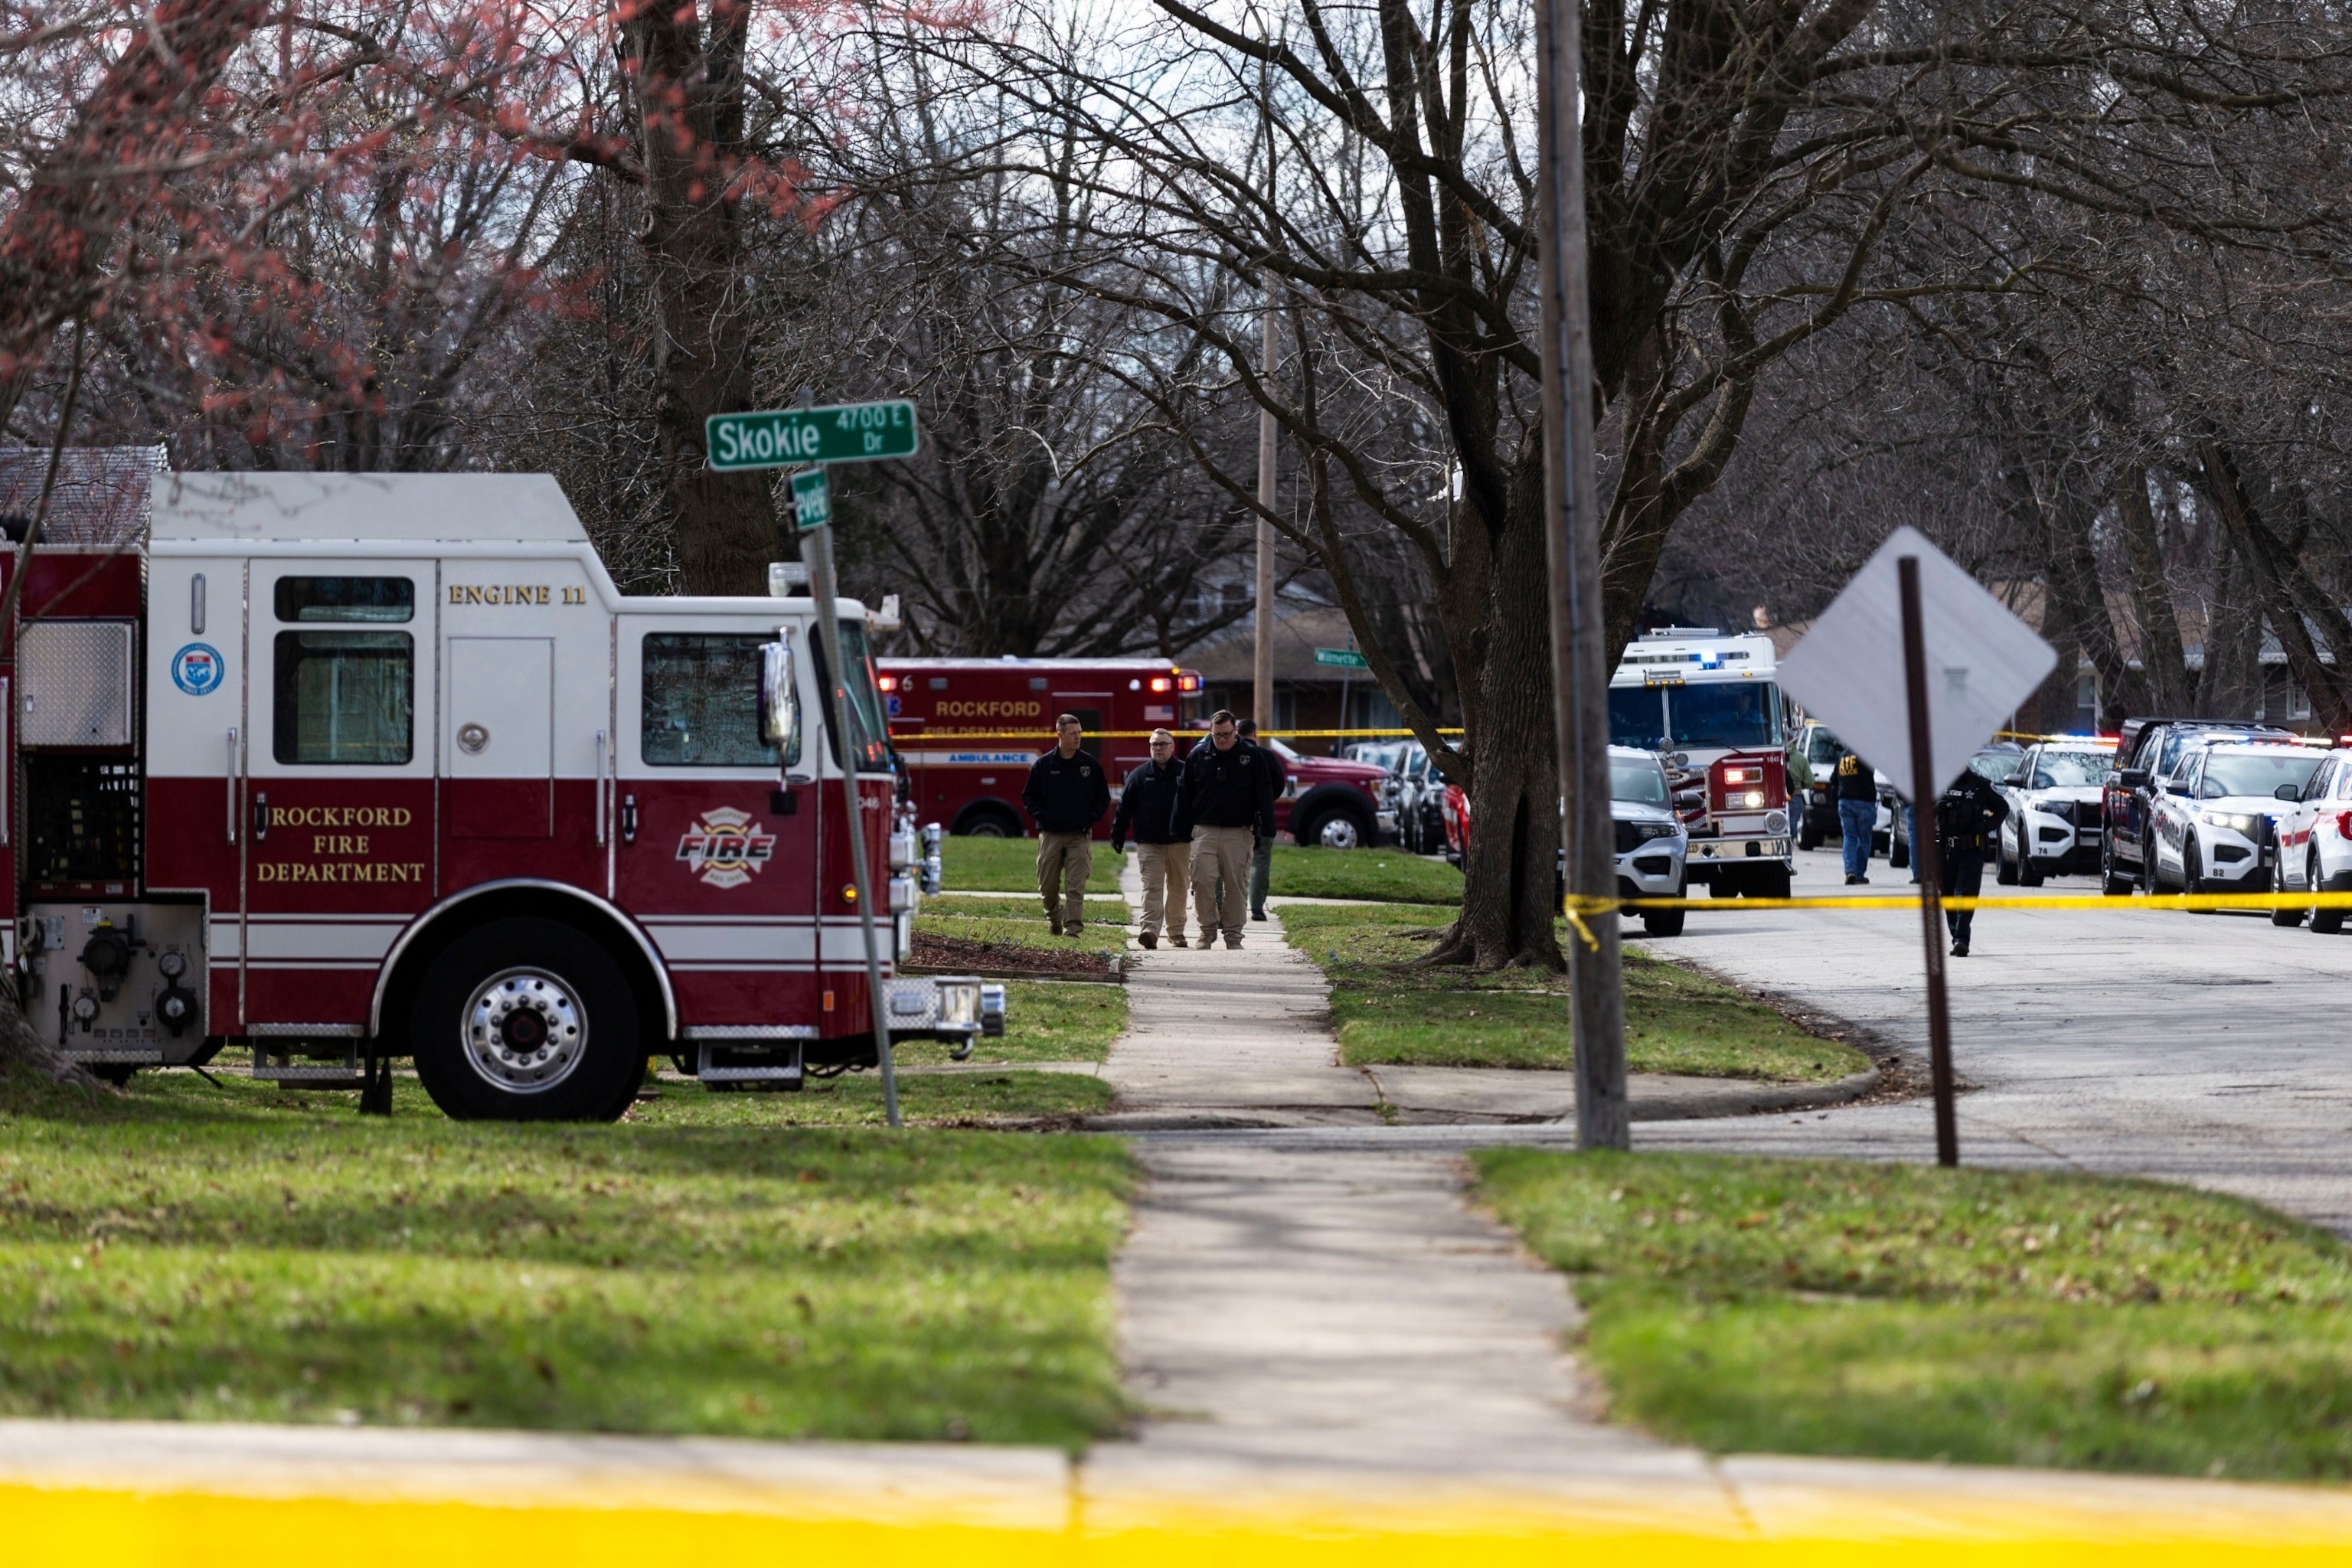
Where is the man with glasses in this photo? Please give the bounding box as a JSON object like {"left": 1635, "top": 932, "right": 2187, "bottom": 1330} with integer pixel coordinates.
{"left": 1022, "top": 713, "right": 1112, "bottom": 935}
{"left": 1184, "top": 710, "right": 1278, "bottom": 949}
{"left": 1112, "top": 728, "right": 1192, "bottom": 949}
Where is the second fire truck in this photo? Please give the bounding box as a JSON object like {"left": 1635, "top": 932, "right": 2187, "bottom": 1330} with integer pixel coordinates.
{"left": 1608, "top": 628, "right": 1794, "bottom": 898}
{"left": 19, "top": 470, "right": 997, "bottom": 1122}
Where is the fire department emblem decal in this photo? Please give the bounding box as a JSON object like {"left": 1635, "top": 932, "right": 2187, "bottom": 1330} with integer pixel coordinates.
{"left": 677, "top": 807, "right": 775, "bottom": 889}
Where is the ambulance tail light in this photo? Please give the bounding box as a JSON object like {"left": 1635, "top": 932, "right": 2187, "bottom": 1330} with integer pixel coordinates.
{"left": 1177, "top": 673, "right": 1200, "bottom": 692}
{"left": 877, "top": 674, "right": 900, "bottom": 693}
{"left": 1149, "top": 677, "right": 1173, "bottom": 692}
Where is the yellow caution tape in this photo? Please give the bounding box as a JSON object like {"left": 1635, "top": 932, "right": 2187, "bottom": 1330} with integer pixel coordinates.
{"left": 1567, "top": 890, "right": 2352, "bottom": 915}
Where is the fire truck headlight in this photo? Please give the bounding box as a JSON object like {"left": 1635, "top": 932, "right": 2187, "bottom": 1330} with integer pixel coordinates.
{"left": 980, "top": 983, "right": 1007, "bottom": 1037}
{"left": 1739, "top": 790, "right": 1766, "bottom": 808}
{"left": 936, "top": 978, "right": 982, "bottom": 1027}
{"left": 889, "top": 831, "right": 917, "bottom": 871}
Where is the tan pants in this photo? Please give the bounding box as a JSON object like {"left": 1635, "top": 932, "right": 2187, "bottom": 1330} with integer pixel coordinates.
{"left": 1037, "top": 831, "right": 1093, "bottom": 926}
{"left": 1135, "top": 840, "right": 1191, "bottom": 941}
{"left": 1191, "top": 825, "right": 1254, "bottom": 946}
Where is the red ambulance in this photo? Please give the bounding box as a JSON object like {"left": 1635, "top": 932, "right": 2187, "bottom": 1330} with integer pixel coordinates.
{"left": 21, "top": 471, "right": 995, "bottom": 1121}
{"left": 881, "top": 658, "right": 1393, "bottom": 847}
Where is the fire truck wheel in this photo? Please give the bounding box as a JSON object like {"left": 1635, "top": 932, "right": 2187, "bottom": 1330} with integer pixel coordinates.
{"left": 411, "top": 919, "right": 643, "bottom": 1122}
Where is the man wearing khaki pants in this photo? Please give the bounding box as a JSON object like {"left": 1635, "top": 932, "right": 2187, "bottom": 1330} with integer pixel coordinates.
{"left": 1184, "top": 710, "right": 1279, "bottom": 949}
{"left": 1111, "top": 729, "right": 1191, "bottom": 948}
{"left": 1021, "top": 714, "right": 1112, "bottom": 934}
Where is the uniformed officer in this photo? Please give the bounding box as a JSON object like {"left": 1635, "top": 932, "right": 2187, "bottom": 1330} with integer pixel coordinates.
{"left": 1935, "top": 767, "right": 2010, "bottom": 957}
{"left": 1021, "top": 713, "right": 1111, "bottom": 935}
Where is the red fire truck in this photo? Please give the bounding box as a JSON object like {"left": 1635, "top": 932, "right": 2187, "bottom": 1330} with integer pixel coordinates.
{"left": 1608, "top": 628, "right": 1793, "bottom": 897}
{"left": 880, "top": 658, "right": 1393, "bottom": 847}
{"left": 21, "top": 472, "right": 995, "bottom": 1121}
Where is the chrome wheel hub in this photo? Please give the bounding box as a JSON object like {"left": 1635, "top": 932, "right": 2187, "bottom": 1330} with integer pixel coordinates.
{"left": 1318, "top": 816, "right": 1362, "bottom": 850}
{"left": 462, "top": 968, "right": 586, "bottom": 1093}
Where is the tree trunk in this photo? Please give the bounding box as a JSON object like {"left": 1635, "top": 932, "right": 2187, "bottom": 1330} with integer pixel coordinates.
{"left": 1420, "top": 438, "right": 1566, "bottom": 972}
{"left": 621, "top": 2, "right": 776, "bottom": 596}
{"left": 2195, "top": 439, "right": 2352, "bottom": 733}
{"left": 2115, "top": 465, "right": 2194, "bottom": 714}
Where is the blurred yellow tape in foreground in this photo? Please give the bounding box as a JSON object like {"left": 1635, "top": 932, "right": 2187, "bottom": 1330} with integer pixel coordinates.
{"left": 16, "top": 1476, "right": 2352, "bottom": 1568}
{"left": 1573, "top": 890, "right": 2352, "bottom": 915}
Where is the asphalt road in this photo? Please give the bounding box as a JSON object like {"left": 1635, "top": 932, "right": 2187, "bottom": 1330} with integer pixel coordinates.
{"left": 1638, "top": 842, "right": 2352, "bottom": 1234}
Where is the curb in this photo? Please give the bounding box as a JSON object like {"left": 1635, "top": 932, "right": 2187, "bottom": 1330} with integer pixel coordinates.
{"left": 1631, "top": 1062, "right": 1881, "bottom": 1121}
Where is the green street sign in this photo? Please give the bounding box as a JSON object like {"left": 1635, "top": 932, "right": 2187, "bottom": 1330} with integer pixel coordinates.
{"left": 1314, "top": 647, "right": 1370, "bottom": 670}
{"left": 704, "top": 400, "right": 920, "bottom": 471}
{"left": 791, "top": 468, "right": 831, "bottom": 532}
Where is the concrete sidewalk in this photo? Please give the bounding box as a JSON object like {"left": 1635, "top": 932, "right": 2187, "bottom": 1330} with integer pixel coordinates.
{"left": 1095, "top": 879, "right": 1663, "bottom": 1478}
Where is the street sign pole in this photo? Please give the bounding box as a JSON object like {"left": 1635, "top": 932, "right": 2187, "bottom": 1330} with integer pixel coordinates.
{"left": 1900, "top": 558, "right": 1960, "bottom": 1168}
{"left": 711, "top": 395, "right": 920, "bottom": 1125}
{"left": 797, "top": 469, "right": 901, "bottom": 1130}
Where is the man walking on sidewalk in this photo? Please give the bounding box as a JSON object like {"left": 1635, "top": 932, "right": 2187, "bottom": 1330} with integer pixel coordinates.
{"left": 1834, "top": 745, "right": 1877, "bottom": 885}
{"left": 1185, "top": 710, "right": 1278, "bottom": 949}
{"left": 1023, "top": 713, "right": 1111, "bottom": 935}
{"left": 1236, "top": 720, "right": 1288, "bottom": 922}
{"left": 1112, "top": 728, "right": 1191, "bottom": 949}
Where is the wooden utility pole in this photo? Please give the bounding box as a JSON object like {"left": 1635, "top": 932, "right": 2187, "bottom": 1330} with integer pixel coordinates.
{"left": 1534, "top": 0, "right": 1626, "bottom": 1147}
{"left": 1253, "top": 295, "right": 1278, "bottom": 731}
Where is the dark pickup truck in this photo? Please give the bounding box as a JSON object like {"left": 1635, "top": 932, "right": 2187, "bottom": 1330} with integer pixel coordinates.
{"left": 2100, "top": 717, "right": 2295, "bottom": 893}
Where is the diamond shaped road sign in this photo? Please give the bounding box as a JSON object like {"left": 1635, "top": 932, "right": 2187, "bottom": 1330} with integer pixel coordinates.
{"left": 1778, "top": 525, "right": 2057, "bottom": 804}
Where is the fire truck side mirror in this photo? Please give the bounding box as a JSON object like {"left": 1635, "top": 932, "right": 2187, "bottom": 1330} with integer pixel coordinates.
{"left": 759, "top": 638, "right": 798, "bottom": 748}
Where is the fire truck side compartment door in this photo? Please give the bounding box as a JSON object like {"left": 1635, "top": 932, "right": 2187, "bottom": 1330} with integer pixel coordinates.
{"left": 446, "top": 636, "right": 554, "bottom": 838}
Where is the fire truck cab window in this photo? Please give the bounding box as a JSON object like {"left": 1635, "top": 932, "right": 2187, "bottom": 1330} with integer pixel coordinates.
{"left": 642, "top": 634, "right": 795, "bottom": 767}
{"left": 274, "top": 577, "right": 414, "bottom": 622}
{"left": 273, "top": 632, "right": 414, "bottom": 764}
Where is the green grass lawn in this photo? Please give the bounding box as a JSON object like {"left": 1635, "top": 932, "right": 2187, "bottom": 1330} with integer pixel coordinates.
{"left": 896, "top": 979, "right": 1124, "bottom": 1067}
{"left": 916, "top": 897, "right": 1133, "bottom": 959}
{"left": 1279, "top": 903, "right": 1864, "bottom": 1081}
{"left": 939, "top": 836, "right": 1124, "bottom": 893}
{"left": 1267, "top": 844, "right": 1465, "bottom": 903}
{"left": 0, "top": 1070, "right": 1128, "bottom": 1446}
{"left": 1478, "top": 1150, "right": 2352, "bottom": 1480}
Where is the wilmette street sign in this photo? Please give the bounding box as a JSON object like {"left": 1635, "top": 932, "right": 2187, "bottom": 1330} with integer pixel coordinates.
{"left": 790, "top": 469, "right": 831, "bottom": 533}
{"left": 1314, "top": 648, "right": 1369, "bottom": 669}
{"left": 705, "top": 400, "right": 920, "bottom": 472}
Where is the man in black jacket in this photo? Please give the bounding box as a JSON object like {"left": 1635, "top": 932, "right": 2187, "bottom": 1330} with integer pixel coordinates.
{"left": 1022, "top": 714, "right": 1112, "bottom": 935}
{"left": 1112, "top": 728, "right": 1191, "bottom": 949}
{"left": 1935, "top": 766, "right": 2010, "bottom": 958}
{"left": 1184, "top": 710, "right": 1278, "bottom": 949}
